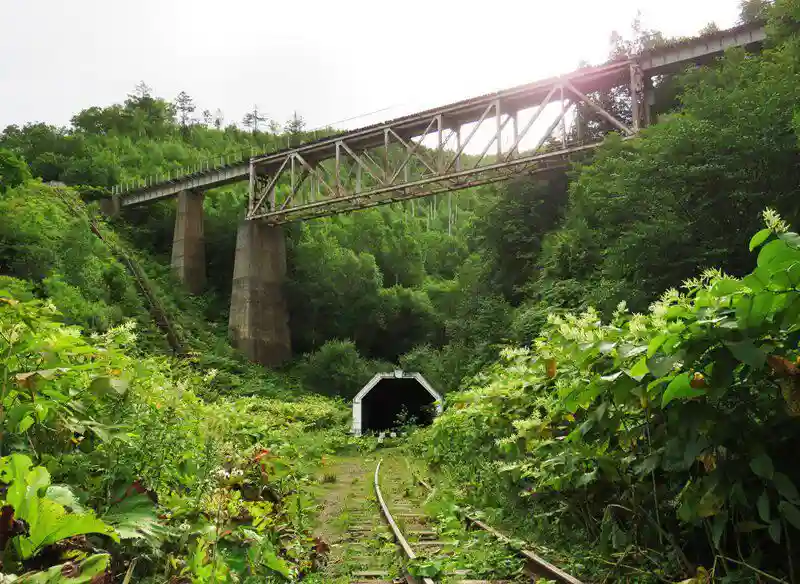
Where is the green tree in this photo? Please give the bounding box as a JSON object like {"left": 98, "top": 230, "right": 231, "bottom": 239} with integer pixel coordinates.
{"left": 739, "top": 0, "right": 772, "bottom": 22}
{"left": 242, "top": 105, "right": 268, "bottom": 134}
{"left": 0, "top": 148, "right": 30, "bottom": 192}
{"left": 174, "top": 91, "right": 196, "bottom": 130}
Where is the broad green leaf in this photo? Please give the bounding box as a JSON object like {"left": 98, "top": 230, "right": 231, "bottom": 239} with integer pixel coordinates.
{"left": 697, "top": 488, "right": 724, "bottom": 518}
{"left": 712, "top": 512, "right": 727, "bottom": 549}
{"left": 742, "top": 272, "right": 766, "bottom": 293}
{"left": 711, "top": 277, "right": 743, "bottom": 297}
{"left": 16, "top": 553, "right": 110, "bottom": 583}
{"left": 662, "top": 373, "right": 706, "bottom": 408}
{"left": 261, "top": 545, "right": 291, "bottom": 578}
{"left": 18, "top": 415, "right": 34, "bottom": 433}
{"left": 736, "top": 520, "right": 767, "bottom": 533}
{"left": 618, "top": 343, "right": 647, "bottom": 359}
{"left": 647, "top": 353, "right": 681, "bottom": 378}
{"left": 779, "top": 231, "right": 800, "bottom": 248}
{"left": 89, "top": 376, "right": 128, "bottom": 397}
{"left": 773, "top": 472, "right": 800, "bottom": 502}
{"left": 750, "top": 453, "right": 774, "bottom": 480}
{"left": 749, "top": 228, "right": 772, "bottom": 251}
{"left": 634, "top": 453, "right": 660, "bottom": 475}
{"left": 7, "top": 403, "right": 34, "bottom": 430}
{"left": 757, "top": 490, "right": 770, "bottom": 522}
{"left": 725, "top": 340, "right": 766, "bottom": 369}
{"left": 45, "top": 485, "right": 85, "bottom": 513}
{"left": 746, "top": 292, "right": 774, "bottom": 327}
{"left": 102, "top": 493, "right": 163, "bottom": 544}
{"left": 647, "top": 334, "right": 668, "bottom": 358}
{"left": 576, "top": 470, "right": 598, "bottom": 487}
{"left": 758, "top": 239, "right": 793, "bottom": 268}
{"left": 33, "top": 503, "right": 118, "bottom": 549}
{"left": 769, "top": 519, "right": 782, "bottom": 544}
{"left": 627, "top": 356, "right": 649, "bottom": 381}
{"left": 779, "top": 501, "right": 800, "bottom": 529}
{"left": 598, "top": 341, "right": 616, "bottom": 354}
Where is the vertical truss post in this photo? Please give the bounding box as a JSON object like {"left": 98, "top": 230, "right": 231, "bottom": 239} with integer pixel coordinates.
{"left": 455, "top": 124, "right": 462, "bottom": 171}
{"left": 383, "top": 129, "right": 390, "bottom": 182}
{"left": 511, "top": 111, "right": 519, "bottom": 158}
{"left": 269, "top": 174, "right": 276, "bottom": 211}
{"left": 356, "top": 163, "right": 362, "bottom": 194}
{"left": 290, "top": 155, "right": 296, "bottom": 196}
{"left": 630, "top": 62, "right": 644, "bottom": 132}
{"left": 248, "top": 161, "right": 256, "bottom": 214}
{"left": 495, "top": 100, "right": 502, "bottom": 159}
{"left": 335, "top": 142, "right": 342, "bottom": 196}
{"left": 437, "top": 115, "right": 444, "bottom": 172}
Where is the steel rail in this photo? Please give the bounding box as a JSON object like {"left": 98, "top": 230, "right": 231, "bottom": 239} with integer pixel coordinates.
{"left": 413, "top": 475, "right": 585, "bottom": 584}
{"left": 373, "top": 460, "right": 435, "bottom": 584}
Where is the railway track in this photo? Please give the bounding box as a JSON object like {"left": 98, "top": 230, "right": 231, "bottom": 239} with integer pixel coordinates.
{"left": 333, "top": 456, "right": 583, "bottom": 584}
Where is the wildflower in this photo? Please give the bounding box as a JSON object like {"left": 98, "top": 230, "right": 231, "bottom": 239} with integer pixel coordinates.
{"left": 763, "top": 208, "right": 789, "bottom": 233}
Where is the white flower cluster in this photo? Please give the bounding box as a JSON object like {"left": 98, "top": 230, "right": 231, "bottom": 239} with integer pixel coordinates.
{"left": 763, "top": 207, "right": 789, "bottom": 234}
{"left": 215, "top": 467, "right": 244, "bottom": 481}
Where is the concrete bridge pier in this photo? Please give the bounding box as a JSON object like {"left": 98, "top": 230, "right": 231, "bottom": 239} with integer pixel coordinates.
{"left": 228, "top": 221, "right": 291, "bottom": 367}
{"left": 171, "top": 189, "right": 206, "bottom": 294}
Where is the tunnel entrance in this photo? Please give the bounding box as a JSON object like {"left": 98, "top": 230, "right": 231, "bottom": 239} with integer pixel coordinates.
{"left": 351, "top": 372, "right": 443, "bottom": 436}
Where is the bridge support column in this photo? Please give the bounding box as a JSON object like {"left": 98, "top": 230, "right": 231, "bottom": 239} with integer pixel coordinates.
{"left": 99, "top": 195, "right": 121, "bottom": 217}
{"left": 171, "top": 189, "right": 206, "bottom": 294}
{"left": 644, "top": 76, "right": 654, "bottom": 127}
{"left": 228, "top": 221, "right": 291, "bottom": 367}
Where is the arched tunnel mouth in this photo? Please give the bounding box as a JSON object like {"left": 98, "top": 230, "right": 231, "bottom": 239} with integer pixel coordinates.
{"left": 359, "top": 377, "right": 437, "bottom": 433}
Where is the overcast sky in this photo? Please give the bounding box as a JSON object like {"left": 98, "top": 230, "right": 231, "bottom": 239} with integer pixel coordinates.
{"left": 1, "top": 0, "right": 741, "bottom": 132}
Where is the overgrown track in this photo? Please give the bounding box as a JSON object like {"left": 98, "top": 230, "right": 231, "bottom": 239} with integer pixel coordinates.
{"left": 344, "top": 459, "right": 584, "bottom": 584}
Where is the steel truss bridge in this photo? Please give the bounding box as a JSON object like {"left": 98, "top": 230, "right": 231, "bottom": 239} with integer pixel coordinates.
{"left": 115, "top": 21, "right": 765, "bottom": 224}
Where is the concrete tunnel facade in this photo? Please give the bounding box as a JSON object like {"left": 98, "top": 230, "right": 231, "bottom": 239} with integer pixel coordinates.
{"left": 351, "top": 371, "right": 443, "bottom": 436}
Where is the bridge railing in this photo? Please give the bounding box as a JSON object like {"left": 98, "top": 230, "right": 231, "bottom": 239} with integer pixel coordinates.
{"left": 111, "top": 129, "right": 339, "bottom": 196}
{"left": 111, "top": 148, "right": 256, "bottom": 196}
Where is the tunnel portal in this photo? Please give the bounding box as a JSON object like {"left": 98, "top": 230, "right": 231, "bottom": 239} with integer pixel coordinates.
{"left": 351, "top": 372, "right": 443, "bottom": 436}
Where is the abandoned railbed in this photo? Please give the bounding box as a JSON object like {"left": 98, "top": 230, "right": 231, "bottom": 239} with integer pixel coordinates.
{"left": 339, "top": 458, "right": 586, "bottom": 584}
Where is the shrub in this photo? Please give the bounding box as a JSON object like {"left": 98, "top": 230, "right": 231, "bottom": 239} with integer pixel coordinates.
{"left": 295, "top": 339, "right": 392, "bottom": 399}
{"left": 416, "top": 211, "right": 800, "bottom": 581}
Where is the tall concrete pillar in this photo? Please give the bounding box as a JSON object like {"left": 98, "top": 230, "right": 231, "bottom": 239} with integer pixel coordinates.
{"left": 171, "top": 190, "right": 206, "bottom": 294}
{"left": 228, "top": 221, "right": 291, "bottom": 367}
{"left": 99, "top": 195, "right": 121, "bottom": 217}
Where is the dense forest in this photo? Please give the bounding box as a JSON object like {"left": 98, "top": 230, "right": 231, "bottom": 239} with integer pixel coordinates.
{"left": 1, "top": 0, "right": 800, "bottom": 581}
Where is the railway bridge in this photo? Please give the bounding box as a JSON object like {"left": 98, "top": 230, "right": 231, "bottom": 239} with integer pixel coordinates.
{"left": 104, "top": 21, "right": 765, "bottom": 366}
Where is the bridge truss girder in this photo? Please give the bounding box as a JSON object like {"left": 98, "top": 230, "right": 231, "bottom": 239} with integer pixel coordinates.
{"left": 247, "top": 62, "right": 645, "bottom": 224}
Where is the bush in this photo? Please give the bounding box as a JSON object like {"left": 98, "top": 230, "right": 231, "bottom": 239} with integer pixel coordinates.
{"left": 295, "top": 340, "right": 392, "bottom": 399}
{"left": 416, "top": 211, "right": 800, "bottom": 582}
{"left": 0, "top": 148, "right": 30, "bottom": 192}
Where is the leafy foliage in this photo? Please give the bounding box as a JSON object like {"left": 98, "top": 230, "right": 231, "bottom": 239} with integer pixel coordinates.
{"left": 0, "top": 289, "right": 347, "bottom": 581}
{"left": 417, "top": 211, "right": 800, "bottom": 581}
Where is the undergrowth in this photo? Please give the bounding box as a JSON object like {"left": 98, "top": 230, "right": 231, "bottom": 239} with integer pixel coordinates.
{"left": 413, "top": 211, "right": 800, "bottom": 583}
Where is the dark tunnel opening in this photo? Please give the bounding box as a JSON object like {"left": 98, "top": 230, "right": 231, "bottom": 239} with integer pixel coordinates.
{"left": 360, "top": 378, "right": 436, "bottom": 433}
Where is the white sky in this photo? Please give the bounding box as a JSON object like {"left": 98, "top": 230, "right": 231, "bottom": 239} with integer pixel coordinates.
{"left": 0, "top": 0, "right": 741, "bottom": 132}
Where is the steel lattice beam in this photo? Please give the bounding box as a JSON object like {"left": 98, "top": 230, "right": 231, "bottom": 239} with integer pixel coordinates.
{"left": 246, "top": 68, "right": 636, "bottom": 223}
